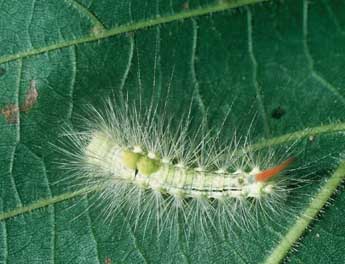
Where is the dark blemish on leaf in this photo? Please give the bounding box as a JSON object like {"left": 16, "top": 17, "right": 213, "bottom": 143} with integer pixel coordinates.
{"left": 0, "top": 80, "right": 39, "bottom": 124}
{"left": 271, "top": 106, "right": 286, "bottom": 119}
{"left": 104, "top": 258, "right": 112, "bottom": 264}
{"left": 0, "top": 67, "right": 5, "bottom": 77}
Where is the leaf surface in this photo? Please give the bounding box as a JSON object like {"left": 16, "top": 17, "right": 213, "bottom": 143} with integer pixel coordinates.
{"left": 1, "top": 0, "right": 345, "bottom": 263}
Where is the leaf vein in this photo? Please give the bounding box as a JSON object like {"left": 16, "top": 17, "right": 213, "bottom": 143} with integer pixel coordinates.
{"left": 67, "top": 46, "right": 77, "bottom": 120}
{"left": 0, "top": 0, "right": 268, "bottom": 65}
{"left": 246, "top": 6, "right": 270, "bottom": 137}
{"left": 263, "top": 161, "right": 345, "bottom": 264}
{"left": 63, "top": 0, "right": 106, "bottom": 30}
{"left": 302, "top": 0, "right": 345, "bottom": 106}
{"left": 191, "top": 18, "right": 206, "bottom": 116}
{"left": 26, "top": 0, "right": 36, "bottom": 50}
{"left": 322, "top": 0, "right": 344, "bottom": 34}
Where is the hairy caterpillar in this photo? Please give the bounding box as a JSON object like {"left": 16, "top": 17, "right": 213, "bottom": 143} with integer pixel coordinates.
{"left": 57, "top": 94, "right": 297, "bottom": 238}
{"left": 55, "top": 37, "right": 303, "bottom": 239}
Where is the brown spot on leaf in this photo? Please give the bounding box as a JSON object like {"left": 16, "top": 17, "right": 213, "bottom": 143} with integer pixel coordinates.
{"left": 20, "top": 80, "right": 38, "bottom": 112}
{"left": 0, "top": 80, "right": 39, "bottom": 124}
{"left": 1, "top": 104, "right": 19, "bottom": 124}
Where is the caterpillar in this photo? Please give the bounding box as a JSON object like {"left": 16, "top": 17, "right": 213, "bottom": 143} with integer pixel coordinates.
{"left": 85, "top": 124, "right": 293, "bottom": 201}
{"left": 58, "top": 95, "right": 297, "bottom": 238}
{"left": 55, "top": 35, "right": 301, "bottom": 239}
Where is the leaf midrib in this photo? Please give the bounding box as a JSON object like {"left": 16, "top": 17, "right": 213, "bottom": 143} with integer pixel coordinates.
{"left": 0, "top": 0, "right": 267, "bottom": 65}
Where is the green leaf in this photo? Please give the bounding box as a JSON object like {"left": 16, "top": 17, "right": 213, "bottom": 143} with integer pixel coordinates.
{"left": 1, "top": 0, "right": 345, "bottom": 263}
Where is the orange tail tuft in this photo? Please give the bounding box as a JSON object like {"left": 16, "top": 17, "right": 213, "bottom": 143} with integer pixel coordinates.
{"left": 255, "top": 157, "right": 295, "bottom": 182}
